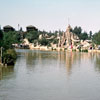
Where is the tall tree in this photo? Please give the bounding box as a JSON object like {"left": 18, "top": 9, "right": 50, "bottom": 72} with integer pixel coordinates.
{"left": 80, "top": 32, "right": 88, "bottom": 40}
{"left": 0, "top": 30, "right": 3, "bottom": 47}
{"left": 3, "top": 31, "right": 20, "bottom": 49}
{"left": 89, "top": 31, "right": 92, "bottom": 39}
{"left": 72, "top": 26, "right": 82, "bottom": 36}
{"left": 93, "top": 31, "right": 100, "bottom": 45}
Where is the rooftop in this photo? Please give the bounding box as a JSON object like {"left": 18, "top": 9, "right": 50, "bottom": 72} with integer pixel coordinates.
{"left": 3, "top": 25, "right": 14, "bottom": 28}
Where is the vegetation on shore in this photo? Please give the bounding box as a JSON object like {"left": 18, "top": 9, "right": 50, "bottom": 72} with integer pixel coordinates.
{"left": 0, "top": 30, "right": 20, "bottom": 65}
{"left": 0, "top": 25, "right": 100, "bottom": 65}
{"left": 24, "top": 26, "right": 100, "bottom": 46}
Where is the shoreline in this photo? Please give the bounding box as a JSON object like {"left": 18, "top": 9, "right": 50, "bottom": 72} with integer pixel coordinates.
{"left": 17, "top": 46, "right": 100, "bottom": 53}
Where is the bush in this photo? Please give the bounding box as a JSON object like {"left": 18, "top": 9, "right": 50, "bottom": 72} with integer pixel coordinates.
{"left": 3, "top": 49, "right": 17, "bottom": 65}
{"left": 79, "top": 48, "right": 81, "bottom": 52}
{"left": 38, "top": 38, "right": 49, "bottom": 46}
{"left": 72, "top": 49, "right": 76, "bottom": 52}
{"left": 81, "top": 49, "right": 88, "bottom": 52}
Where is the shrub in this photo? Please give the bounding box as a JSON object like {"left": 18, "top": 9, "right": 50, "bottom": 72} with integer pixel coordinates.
{"left": 3, "top": 49, "right": 17, "bottom": 65}
{"left": 81, "top": 49, "right": 88, "bottom": 52}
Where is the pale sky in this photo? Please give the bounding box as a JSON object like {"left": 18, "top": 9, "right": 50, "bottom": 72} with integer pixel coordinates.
{"left": 0, "top": 0, "right": 100, "bottom": 33}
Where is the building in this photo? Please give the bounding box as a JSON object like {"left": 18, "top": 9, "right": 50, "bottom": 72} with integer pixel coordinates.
{"left": 3, "top": 25, "right": 15, "bottom": 32}
{"left": 58, "top": 25, "right": 80, "bottom": 48}
{"left": 26, "top": 25, "right": 38, "bottom": 32}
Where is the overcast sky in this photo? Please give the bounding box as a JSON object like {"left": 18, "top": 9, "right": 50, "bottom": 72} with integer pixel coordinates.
{"left": 0, "top": 0, "right": 100, "bottom": 33}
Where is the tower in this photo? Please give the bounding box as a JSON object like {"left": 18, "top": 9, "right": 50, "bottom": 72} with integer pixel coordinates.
{"left": 65, "top": 25, "right": 72, "bottom": 46}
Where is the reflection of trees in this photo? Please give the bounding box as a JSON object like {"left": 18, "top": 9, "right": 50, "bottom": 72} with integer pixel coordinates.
{"left": 94, "top": 54, "right": 100, "bottom": 72}
{"left": 0, "top": 66, "right": 14, "bottom": 80}
{"left": 25, "top": 50, "right": 58, "bottom": 70}
{"left": 23, "top": 49, "right": 100, "bottom": 76}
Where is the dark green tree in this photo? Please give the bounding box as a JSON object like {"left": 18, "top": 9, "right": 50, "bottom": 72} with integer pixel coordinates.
{"left": 72, "top": 26, "right": 82, "bottom": 38}
{"left": 3, "top": 49, "right": 17, "bottom": 65}
{"left": 80, "top": 32, "right": 88, "bottom": 40}
{"left": 93, "top": 31, "right": 100, "bottom": 45}
{"left": 89, "top": 31, "right": 92, "bottom": 39}
{"left": 25, "top": 31, "right": 39, "bottom": 43}
{"left": 0, "top": 30, "right": 3, "bottom": 47}
{"left": 39, "top": 38, "right": 49, "bottom": 46}
{"left": 3, "top": 31, "right": 20, "bottom": 49}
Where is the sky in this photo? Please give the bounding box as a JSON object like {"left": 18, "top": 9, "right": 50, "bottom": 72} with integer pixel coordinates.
{"left": 0, "top": 0, "right": 100, "bottom": 33}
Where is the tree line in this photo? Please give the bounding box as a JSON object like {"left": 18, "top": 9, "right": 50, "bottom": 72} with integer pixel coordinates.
{"left": 0, "top": 26, "right": 100, "bottom": 65}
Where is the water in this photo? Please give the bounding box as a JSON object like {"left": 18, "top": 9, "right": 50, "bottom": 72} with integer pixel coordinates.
{"left": 0, "top": 49, "right": 100, "bottom": 100}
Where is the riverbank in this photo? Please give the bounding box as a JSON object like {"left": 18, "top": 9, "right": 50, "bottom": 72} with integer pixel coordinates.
{"left": 28, "top": 45, "right": 100, "bottom": 53}
{"left": 0, "top": 49, "right": 17, "bottom": 66}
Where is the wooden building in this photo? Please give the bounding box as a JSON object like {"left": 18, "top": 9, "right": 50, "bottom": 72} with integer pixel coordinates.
{"left": 3, "top": 25, "right": 15, "bottom": 32}
{"left": 26, "top": 25, "right": 38, "bottom": 32}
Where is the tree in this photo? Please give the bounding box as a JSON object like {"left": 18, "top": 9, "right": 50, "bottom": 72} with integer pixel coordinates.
{"left": 25, "top": 31, "right": 39, "bottom": 43}
{"left": 3, "top": 49, "right": 17, "bottom": 65}
{"left": 39, "top": 38, "right": 49, "bottom": 46}
{"left": 0, "top": 30, "right": 3, "bottom": 47}
{"left": 0, "top": 30, "right": 3, "bottom": 40}
{"left": 93, "top": 31, "right": 100, "bottom": 45}
{"left": 72, "top": 26, "right": 82, "bottom": 37}
{"left": 3, "top": 31, "right": 20, "bottom": 49}
{"left": 89, "top": 31, "right": 92, "bottom": 39}
{"left": 0, "top": 31, "right": 18, "bottom": 65}
{"left": 80, "top": 32, "right": 88, "bottom": 40}
{"left": 72, "top": 26, "right": 89, "bottom": 40}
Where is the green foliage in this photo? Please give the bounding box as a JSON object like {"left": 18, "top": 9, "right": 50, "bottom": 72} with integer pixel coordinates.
{"left": 2, "top": 31, "right": 20, "bottom": 49}
{"left": 53, "top": 39, "right": 58, "bottom": 44}
{"left": 72, "top": 49, "right": 76, "bottom": 52}
{"left": 93, "top": 31, "right": 100, "bottom": 45}
{"left": 79, "top": 48, "right": 81, "bottom": 52}
{"left": 25, "top": 31, "right": 39, "bottom": 43}
{"left": 72, "top": 26, "right": 88, "bottom": 40}
{"left": 39, "top": 38, "right": 49, "bottom": 46}
{"left": 0, "top": 30, "right": 3, "bottom": 40}
{"left": 80, "top": 32, "right": 88, "bottom": 40}
{"left": 0, "top": 30, "right": 3, "bottom": 47}
{"left": 72, "top": 26, "right": 82, "bottom": 37}
{"left": 0, "top": 31, "right": 21, "bottom": 65}
{"left": 3, "top": 49, "right": 17, "bottom": 65}
{"left": 89, "top": 31, "right": 92, "bottom": 39}
{"left": 81, "top": 49, "right": 88, "bottom": 52}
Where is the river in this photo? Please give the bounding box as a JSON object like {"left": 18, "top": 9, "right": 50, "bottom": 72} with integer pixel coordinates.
{"left": 0, "top": 49, "right": 100, "bottom": 100}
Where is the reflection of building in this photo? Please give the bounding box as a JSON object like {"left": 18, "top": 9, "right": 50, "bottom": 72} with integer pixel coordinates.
{"left": 57, "top": 51, "right": 81, "bottom": 76}
{"left": 26, "top": 25, "right": 38, "bottom": 32}
{"left": 3, "top": 25, "right": 15, "bottom": 32}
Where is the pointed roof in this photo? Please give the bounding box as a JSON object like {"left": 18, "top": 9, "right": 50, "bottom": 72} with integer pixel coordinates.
{"left": 67, "top": 24, "right": 71, "bottom": 29}
{"left": 66, "top": 25, "right": 72, "bottom": 32}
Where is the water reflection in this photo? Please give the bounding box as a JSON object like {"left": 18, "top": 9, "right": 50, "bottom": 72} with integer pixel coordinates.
{"left": 1, "top": 49, "right": 100, "bottom": 100}
{"left": 58, "top": 52, "right": 99, "bottom": 76}
{"left": 17, "top": 50, "right": 100, "bottom": 76}
{"left": 16, "top": 49, "right": 100, "bottom": 76}
{"left": 0, "top": 66, "right": 14, "bottom": 80}
{"left": 94, "top": 53, "right": 100, "bottom": 72}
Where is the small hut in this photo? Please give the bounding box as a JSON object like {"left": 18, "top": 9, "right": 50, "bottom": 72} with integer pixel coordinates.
{"left": 3, "top": 25, "right": 15, "bottom": 32}
{"left": 26, "top": 25, "right": 38, "bottom": 32}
